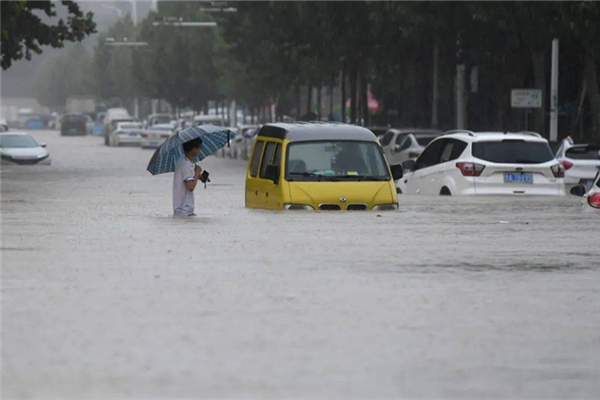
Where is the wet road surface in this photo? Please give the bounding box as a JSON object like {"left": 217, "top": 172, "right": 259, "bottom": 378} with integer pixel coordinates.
{"left": 2, "top": 130, "right": 599, "bottom": 398}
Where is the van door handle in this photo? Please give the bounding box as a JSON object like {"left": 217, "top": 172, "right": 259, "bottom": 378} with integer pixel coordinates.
{"left": 255, "top": 190, "right": 258, "bottom": 196}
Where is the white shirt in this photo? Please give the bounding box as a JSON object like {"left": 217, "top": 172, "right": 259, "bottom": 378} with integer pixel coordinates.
{"left": 173, "top": 157, "right": 196, "bottom": 216}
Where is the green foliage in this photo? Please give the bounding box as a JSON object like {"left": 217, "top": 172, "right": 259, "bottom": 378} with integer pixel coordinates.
{"left": 1, "top": 0, "right": 95, "bottom": 70}
{"left": 32, "top": 43, "right": 93, "bottom": 108}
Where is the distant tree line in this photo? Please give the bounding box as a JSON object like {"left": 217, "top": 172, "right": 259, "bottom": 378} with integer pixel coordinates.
{"left": 29, "top": 1, "right": 600, "bottom": 142}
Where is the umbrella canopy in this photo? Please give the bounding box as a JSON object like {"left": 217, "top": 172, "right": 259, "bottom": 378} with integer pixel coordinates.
{"left": 345, "top": 91, "right": 380, "bottom": 112}
{"left": 147, "top": 124, "right": 233, "bottom": 175}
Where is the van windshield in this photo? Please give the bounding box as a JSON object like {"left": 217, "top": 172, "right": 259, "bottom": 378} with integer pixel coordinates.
{"left": 286, "top": 141, "right": 390, "bottom": 181}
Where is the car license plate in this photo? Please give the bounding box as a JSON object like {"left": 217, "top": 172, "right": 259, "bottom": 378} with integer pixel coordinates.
{"left": 129, "top": 132, "right": 138, "bottom": 137}
{"left": 149, "top": 142, "right": 158, "bottom": 146}
{"left": 504, "top": 173, "right": 533, "bottom": 184}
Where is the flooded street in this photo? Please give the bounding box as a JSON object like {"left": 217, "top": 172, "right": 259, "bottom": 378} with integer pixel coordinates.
{"left": 2, "top": 130, "right": 599, "bottom": 398}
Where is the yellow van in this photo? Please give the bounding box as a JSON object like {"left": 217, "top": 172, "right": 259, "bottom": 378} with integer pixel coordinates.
{"left": 245, "top": 122, "right": 403, "bottom": 210}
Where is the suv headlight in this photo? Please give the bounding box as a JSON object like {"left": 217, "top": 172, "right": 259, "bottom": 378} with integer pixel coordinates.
{"left": 372, "top": 203, "right": 398, "bottom": 211}
{"left": 283, "top": 204, "right": 315, "bottom": 211}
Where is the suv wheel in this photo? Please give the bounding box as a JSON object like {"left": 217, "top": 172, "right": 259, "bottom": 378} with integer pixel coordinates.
{"left": 440, "top": 187, "right": 452, "bottom": 196}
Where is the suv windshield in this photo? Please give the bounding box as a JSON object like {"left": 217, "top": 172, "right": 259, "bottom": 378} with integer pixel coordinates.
{"left": 0, "top": 135, "right": 38, "bottom": 148}
{"left": 286, "top": 141, "right": 390, "bottom": 181}
{"left": 566, "top": 145, "right": 600, "bottom": 160}
{"left": 473, "top": 140, "right": 554, "bottom": 164}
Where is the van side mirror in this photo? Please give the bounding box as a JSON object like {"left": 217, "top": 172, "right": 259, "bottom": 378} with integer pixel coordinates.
{"left": 570, "top": 185, "right": 587, "bottom": 197}
{"left": 264, "top": 164, "right": 279, "bottom": 184}
{"left": 40, "top": 143, "right": 47, "bottom": 148}
{"left": 402, "top": 159, "right": 416, "bottom": 172}
{"left": 390, "top": 164, "right": 403, "bottom": 181}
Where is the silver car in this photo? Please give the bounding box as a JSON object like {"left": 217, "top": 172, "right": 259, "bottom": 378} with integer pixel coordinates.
{"left": 0, "top": 131, "right": 51, "bottom": 165}
{"left": 381, "top": 129, "right": 442, "bottom": 165}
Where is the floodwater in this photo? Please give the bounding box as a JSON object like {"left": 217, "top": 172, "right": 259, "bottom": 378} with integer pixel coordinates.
{"left": 2, "top": 130, "right": 599, "bottom": 398}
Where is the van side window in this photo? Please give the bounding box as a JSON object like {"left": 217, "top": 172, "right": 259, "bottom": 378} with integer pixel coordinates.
{"left": 250, "top": 141, "right": 265, "bottom": 177}
{"left": 439, "top": 139, "right": 467, "bottom": 164}
{"left": 260, "top": 142, "right": 277, "bottom": 178}
{"left": 415, "top": 139, "right": 444, "bottom": 170}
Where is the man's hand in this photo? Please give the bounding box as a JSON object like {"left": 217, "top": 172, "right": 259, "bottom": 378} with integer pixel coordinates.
{"left": 194, "top": 165, "right": 202, "bottom": 178}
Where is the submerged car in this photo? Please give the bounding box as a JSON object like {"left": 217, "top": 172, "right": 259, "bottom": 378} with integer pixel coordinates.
{"left": 0, "top": 131, "right": 50, "bottom": 165}
{"left": 245, "top": 122, "right": 403, "bottom": 210}
{"left": 61, "top": 114, "right": 87, "bottom": 136}
{"left": 381, "top": 128, "right": 443, "bottom": 165}
{"left": 555, "top": 137, "right": 600, "bottom": 189}
{"left": 397, "top": 131, "right": 565, "bottom": 196}
{"left": 140, "top": 124, "right": 175, "bottom": 149}
{"left": 108, "top": 122, "right": 144, "bottom": 146}
{"left": 570, "top": 169, "right": 600, "bottom": 211}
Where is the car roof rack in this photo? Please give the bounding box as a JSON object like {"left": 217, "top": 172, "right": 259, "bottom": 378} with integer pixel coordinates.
{"left": 514, "top": 131, "right": 542, "bottom": 138}
{"left": 444, "top": 129, "right": 475, "bottom": 137}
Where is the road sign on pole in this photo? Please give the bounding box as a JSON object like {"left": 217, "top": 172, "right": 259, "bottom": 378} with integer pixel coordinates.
{"left": 511, "top": 89, "right": 542, "bottom": 108}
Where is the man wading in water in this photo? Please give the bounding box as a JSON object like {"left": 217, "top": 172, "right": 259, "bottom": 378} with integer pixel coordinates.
{"left": 173, "top": 138, "right": 203, "bottom": 216}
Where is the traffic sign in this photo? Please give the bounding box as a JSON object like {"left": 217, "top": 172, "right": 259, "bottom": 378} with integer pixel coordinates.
{"left": 511, "top": 89, "right": 542, "bottom": 108}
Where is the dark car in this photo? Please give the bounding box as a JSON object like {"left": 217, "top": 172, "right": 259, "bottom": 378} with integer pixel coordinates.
{"left": 61, "top": 114, "right": 87, "bottom": 136}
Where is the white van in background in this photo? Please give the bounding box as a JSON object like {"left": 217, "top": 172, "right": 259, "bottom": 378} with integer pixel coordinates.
{"left": 103, "top": 108, "right": 133, "bottom": 146}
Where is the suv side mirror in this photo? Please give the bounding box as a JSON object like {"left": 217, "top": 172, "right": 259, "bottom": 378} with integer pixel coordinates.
{"left": 393, "top": 144, "right": 401, "bottom": 154}
{"left": 390, "top": 164, "right": 403, "bottom": 181}
{"left": 570, "top": 185, "right": 587, "bottom": 197}
{"left": 402, "top": 159, "right": 416, "bottom": 172}
{"left": 40, "top": 143, "right": 47, "bottom": 148}
{"left": 264, "top": 164, "right": 279, "bottom": 184}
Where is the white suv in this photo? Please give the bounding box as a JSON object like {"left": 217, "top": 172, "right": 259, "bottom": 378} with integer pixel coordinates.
{"left": 555, "top": 137, "right": 600, "bottom": 189}
{"left": 397, "top": 131, "right": 565, "bottom": 196}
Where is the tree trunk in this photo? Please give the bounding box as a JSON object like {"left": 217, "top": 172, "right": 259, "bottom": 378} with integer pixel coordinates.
{"left": 532, "top": 49, "right": 546, "bottom": 136}
{"left": 341, "top": 65, "right": 346, "bottom": 123}
{"left": 329, "top": 75, "right": 334, "bottom": 121}
{"left": 306, "top": 83, "right": 313, "bottom": 120}
{"left": 316, "top": 85, "right": 322, "bottom": 120}
{"left": 296, "top": 86, "right": 302, "bottom": 120}
{"left": 350, "top": 68, "right": 357, "bottom": 124}
{"left": 570, "top": 79, "right": 587, "bottom": 141}
{"left": 361, "top": 70, "right": 369, "bottom": 126}
{"left": 584, "top": 50, "right": 600, "bottom": 141}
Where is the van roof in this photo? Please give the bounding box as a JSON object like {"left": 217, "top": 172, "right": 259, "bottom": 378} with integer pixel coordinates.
{"left": 258, "top": 122, "right": 377, "bottom": 142}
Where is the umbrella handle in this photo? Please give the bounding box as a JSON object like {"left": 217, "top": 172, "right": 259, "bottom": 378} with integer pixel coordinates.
{"left": 227, "top": 131, "right": 230, "bottom": 147}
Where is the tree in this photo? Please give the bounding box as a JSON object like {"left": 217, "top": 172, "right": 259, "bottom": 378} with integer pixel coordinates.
{"left": 32, "top": 42, "right": 94, "bottom": 109}
{"left": 1, "top": 1, "right": 95, "bottom": 70}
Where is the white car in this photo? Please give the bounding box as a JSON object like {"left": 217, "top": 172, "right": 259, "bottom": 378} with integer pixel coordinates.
{"left": 397, "top": 131, "right": 565, "bottom": 196}
{"left": 381, "top": 129, "right": 443, "bottom": 165}
{"left": 146, "top": 113, "right": 173, "bottom": 128}
{"left": 0, "top": 131, "right": 51, "bottom": 165}
{"left": 569, "top": 169, "right": 600, "bottom": 211}
{"left": 555, "top": 137, "right": 600, "bottom": 189}
{"left": 193, "top": 114, "right": 225, "bottom": 127}
{"left": 140, "top": 124, "right": 175, "bottom": 149}
{"left": 235, "top": 125, "right": 260, "bottom": 160}
{"left": 108, "top": 122, "right": 144, "bottom": 146}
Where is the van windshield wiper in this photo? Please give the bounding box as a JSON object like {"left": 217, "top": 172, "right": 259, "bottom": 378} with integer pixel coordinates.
{"left": 333, "top": 175, "right": 389, "bottom": 181}
{"left": 288, "top": 172, "right": 339, "bottom": 181}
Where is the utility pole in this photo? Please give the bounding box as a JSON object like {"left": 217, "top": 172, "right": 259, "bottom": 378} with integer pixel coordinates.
{"left": 550, "top": 38, "right": 559, "bottom": 142}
